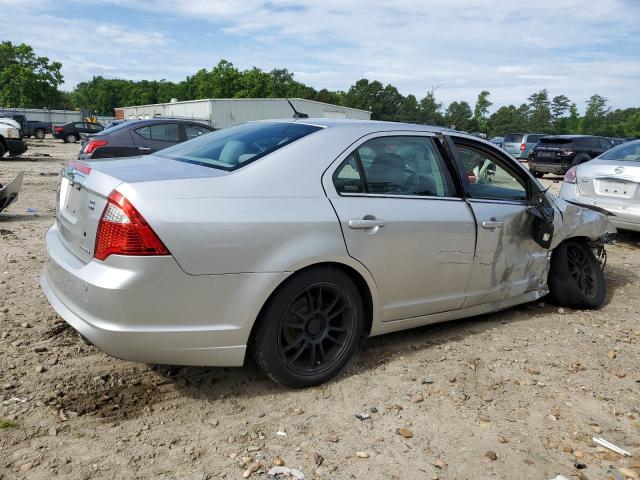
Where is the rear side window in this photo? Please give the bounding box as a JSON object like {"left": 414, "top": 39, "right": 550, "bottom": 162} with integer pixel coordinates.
{"left": 334, "top": 136, "right": 455, "bottom": 198}
{"left": 598, "top": 138, "right": 612, "bottom": 149}
{"left": 185, "top": 124, "right": 211, "bottom": 140}
{"left": 527, "top": 135, "right": 543, "bottom": 143}
{"left": 504, "top": 134, "right": 524, "bottom": 143}
{"left": 73, "top": 123, "right": 84, "bottom": 129}
{"left": 136, "top": 123, "right": 180, "bottom": 142}
{"left": 157, "top": 122, "right": 322, "bottom": 170}
{"left": 582, "top": 138, "right": 600, "bottom": 149}
{"left": 334, "top": 154, "right": 365, "bottom": 194}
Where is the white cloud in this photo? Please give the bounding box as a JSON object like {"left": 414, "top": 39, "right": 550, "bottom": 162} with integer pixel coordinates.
{"left": 2, "top": 0, "right": 639, "bottom": 110}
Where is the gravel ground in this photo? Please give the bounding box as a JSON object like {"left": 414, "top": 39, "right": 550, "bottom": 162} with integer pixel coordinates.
{"left": 1, "top": 138, "right": 639, "bottom": 480}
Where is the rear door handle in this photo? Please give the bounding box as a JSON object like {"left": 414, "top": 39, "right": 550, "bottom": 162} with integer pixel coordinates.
{"left": 482, "top": 220, "right": 503, "bottom": 230}
{"left": 348, "top": 219, "right": 386, "bottom": 229}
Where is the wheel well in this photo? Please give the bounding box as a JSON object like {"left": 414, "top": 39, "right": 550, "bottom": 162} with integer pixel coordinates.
{"left": 249, "top": 262, "right": 375, "bottom": 347}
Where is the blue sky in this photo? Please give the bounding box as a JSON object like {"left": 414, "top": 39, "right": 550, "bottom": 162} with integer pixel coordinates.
{"left": 1, "top": 0, "right": 639, "bottom": 111}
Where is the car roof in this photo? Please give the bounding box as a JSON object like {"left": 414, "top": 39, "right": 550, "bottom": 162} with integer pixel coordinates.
{"left": 255, "top": 117, "right": 459, "bottom": 134}
{"left": 540, "top": 135, "right": 598, "bottom": 140}
{"left": 119, "top": 118, "right": 212, "bottom": 126}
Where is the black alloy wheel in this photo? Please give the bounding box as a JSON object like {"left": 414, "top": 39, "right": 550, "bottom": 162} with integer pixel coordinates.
{"left": 278, "top": 283, "right": 355, "bottom": 376}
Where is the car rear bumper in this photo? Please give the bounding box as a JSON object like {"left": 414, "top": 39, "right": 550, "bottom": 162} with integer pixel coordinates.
{"left": 6, "top": 138, "right": 28, "bottom": 155}
{"left": 40, "top": 223, "right": 289, "bottom": 366}
{"left": 559, "top": 183, "right": 640, "bottom": 232}
{"left": 528, "top": 161, "right": 570, "bottom": 175}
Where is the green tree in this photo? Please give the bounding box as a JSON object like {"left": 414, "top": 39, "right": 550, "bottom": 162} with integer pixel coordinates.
{"left": 417, "top": 92, "right": 443, "bottom": 125}
{"left": 551, "top": 94, "right": 571, "bottom": 133}
{"left": 527, "top": 89, "right": 552, "bottom": 132}
{"left": 473, "top": 90, "right": 492, "bottom": 132}
{"left": 582, "top": 94, "right": 610, "bottom": 135}
{"left": 0, "top": 41, "right": 64, "bottom": 108}
{"left": 625, "top": 111, "right": 640, "bottom": 137}
{"left": 566, "top": 103, "right": 581, "bottom": 134}
{"left": 445, "top": 101, "right": 474, "bottom": 131}
{"left": 397, "top": 94, "right": 420, "bottom": 122}
{"left": 487, "top": 104, "right": 529, "bottom": 136}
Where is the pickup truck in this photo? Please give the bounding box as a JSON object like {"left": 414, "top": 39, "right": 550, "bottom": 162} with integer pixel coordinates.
{"left": 0, "top": 117, "right": 28, "bottom": 157}
{"left": 0, "top": 111, "right": 52, "bottom": 139}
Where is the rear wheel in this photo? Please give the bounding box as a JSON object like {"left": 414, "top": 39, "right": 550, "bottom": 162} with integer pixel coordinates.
{"left": 65, "top": 133, "right": 77, "bottom": 143}
{"left": 252, "top": 266, "right": 364, "bottom": 387}
{"left": 0, "top": 142, "right": 5, "bottom": 158}
{"left": 35, "top": 129, "right": 45, "bottom": 139}
{"left": 532, "top": 171, "right": 544, "bottom": 178}
{"left": 548, "top": 240, "right": 605, "bottom": 309}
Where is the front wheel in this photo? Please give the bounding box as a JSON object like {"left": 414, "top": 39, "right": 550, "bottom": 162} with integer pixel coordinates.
{"left": 35, "top": 129, "right": 45, "bottom": 139}
{"left": 548, "top": 240, "right": 606, "bottom": 309}
{"left": 65, "top": 133, "right": 77, "bottom": 143}
{"left": 251, "top": 266, "right": 364, "bottom": 387}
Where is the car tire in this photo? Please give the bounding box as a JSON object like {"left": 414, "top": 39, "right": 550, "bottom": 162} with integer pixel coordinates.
{"left": 532, "top": 171, "right": 544, "bottom": 178}
{"left": 65, "top": 133, "right": 77, "bottom": 143}
{"left": 35, "top": 129, "right": 45, "bottom": 140}
{"left": 251, "top": 266, "right": 364, "bottom": 388}
{"left": 548, "top": 240, "right": 606, "bottom": 309}
{"left": 0, "top": 142, "right": 5, "bottom": 158}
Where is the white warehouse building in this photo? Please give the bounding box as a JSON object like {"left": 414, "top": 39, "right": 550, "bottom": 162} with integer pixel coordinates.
{"left": 115, "top": 98, "right": 371, "bottom": 129}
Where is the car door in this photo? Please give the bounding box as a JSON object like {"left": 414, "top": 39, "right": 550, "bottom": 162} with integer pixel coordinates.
{"left": 448, "top": 136, "right": 549, "bottom": 307}
{"left": 132, "top": 122, "right": 181, "bottom": 154}
{"left": 324, "top": 133, "right": 476, "bottom": 322}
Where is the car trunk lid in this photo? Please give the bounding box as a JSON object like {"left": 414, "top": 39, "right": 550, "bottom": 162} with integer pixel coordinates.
{"left": 576, "top": 160, "right": 640, "bottom": 201}
{"left": 56, "top": 155, "right": 225, "bottom": 263}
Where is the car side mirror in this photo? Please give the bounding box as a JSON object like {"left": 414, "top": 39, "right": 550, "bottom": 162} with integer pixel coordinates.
{"left": 527, "top": 189, "right": 554, "bottom": 248}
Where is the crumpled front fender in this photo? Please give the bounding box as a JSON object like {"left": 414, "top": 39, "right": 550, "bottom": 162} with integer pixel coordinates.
{"left": 549, "top": 195, "right": 617, "bottom": 249}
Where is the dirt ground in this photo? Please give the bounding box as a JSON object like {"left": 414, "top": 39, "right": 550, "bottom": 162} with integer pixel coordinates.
{"left": 1, "top": 138, "right": 639, "bottom": 480}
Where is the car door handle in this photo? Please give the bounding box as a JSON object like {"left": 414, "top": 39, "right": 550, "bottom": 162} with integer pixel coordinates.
{"left": 482, "top": 220, "right": 503, "bottom": 229}
{"left": 348, "top": 219, "right": 386, "bottom": 229}
{"left": 138, "top": 147, "right": 151, "bottom": 152}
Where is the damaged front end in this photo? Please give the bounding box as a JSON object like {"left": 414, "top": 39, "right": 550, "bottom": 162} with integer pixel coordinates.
{"left": 0, "top": 172, "right": 24, "bottom": 214}
{"left": 550, "top": 196, "right": 616, "bottom": 250}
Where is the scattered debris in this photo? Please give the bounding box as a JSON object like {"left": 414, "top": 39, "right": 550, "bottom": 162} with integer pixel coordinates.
{"left": 592, "top": 437, "right": 632, "bottom": 457}
{"left": 267, "top": 466, "right": 305, "bottom": 479}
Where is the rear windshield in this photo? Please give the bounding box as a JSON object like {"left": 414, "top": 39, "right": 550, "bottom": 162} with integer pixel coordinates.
{"left": 599, "top": 140, "right": 640, "bottom": 162}
{"left": 538, "top": 138, "right": 574, "bottom": 147}
{"left": 100, "top": 122, "right": 132, "bottom": 134}
{"left": 504, "top": 134, "right": 524, "bottom": 143}
{"left": 157, "top": 122, "right": 322, "bottom": 170}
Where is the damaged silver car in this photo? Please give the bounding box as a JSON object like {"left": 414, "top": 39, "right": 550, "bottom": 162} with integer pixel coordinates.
{"left": 40, "top": 120, "right": 615, "bottom": 387}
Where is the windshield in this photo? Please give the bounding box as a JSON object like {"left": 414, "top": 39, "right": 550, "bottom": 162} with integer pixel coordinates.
{"left": 599, "top": 140, "right": 640, "bottom": 162}
{"left": 157, "top": 122, "right": 322, "bottom": 170}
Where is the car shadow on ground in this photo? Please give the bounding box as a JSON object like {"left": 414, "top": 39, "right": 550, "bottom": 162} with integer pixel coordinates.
{"left": 155, "top": 252, "right": 638, "bottom": 402}
{"left": 61, "top": 232, "right": 640, "bottom": 411}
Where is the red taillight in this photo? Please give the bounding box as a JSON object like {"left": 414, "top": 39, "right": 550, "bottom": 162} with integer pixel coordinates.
{"left": 66, "top": 160, "right": 92, "bottom": 175}
{"left": 563, "top": 166, "right": 577, "bottom": 184}
{"left": 54, "top": 126, "right": 63, "bottom": 133}
{"left": 520, "top": 143, "right": 526, "bottom": 151}
{"left": 94, "top": 191, "right": 169, "bottom": 261}
{"left": 84, "top": 139, "right": 108, "bottom": 154}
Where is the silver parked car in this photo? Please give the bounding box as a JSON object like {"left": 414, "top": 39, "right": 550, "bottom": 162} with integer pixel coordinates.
{"left": 560, "top": 139, "right": 640, "bottom": 232}
{"left": 41, "top": 119, "right": 614, "bottom": 387}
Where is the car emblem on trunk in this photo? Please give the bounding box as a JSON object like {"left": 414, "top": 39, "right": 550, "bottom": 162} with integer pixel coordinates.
{"left": 615, "top": 166, "right": 624, "bottom": 174}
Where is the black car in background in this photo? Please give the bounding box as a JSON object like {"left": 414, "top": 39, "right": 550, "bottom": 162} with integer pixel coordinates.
{"left": 53, "top": 121, "right": 104, "bottom": 143}
{"left": 528, "top": 135, "right": 613, "bottom": 178}
{"left": 77, "top": 118, "right": 214, "bottom": 160}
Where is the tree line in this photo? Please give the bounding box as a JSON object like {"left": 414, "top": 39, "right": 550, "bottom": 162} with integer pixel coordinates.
{"left": 2, "top": 41, "right": 639, "bottom": 137}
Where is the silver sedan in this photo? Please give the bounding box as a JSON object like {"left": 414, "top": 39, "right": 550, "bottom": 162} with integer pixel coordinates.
{"left": 560, "top": 139, "right": 640, "bottom": 232}
{"left": 41, "top": 119, "right": 614, "bottom": 387}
